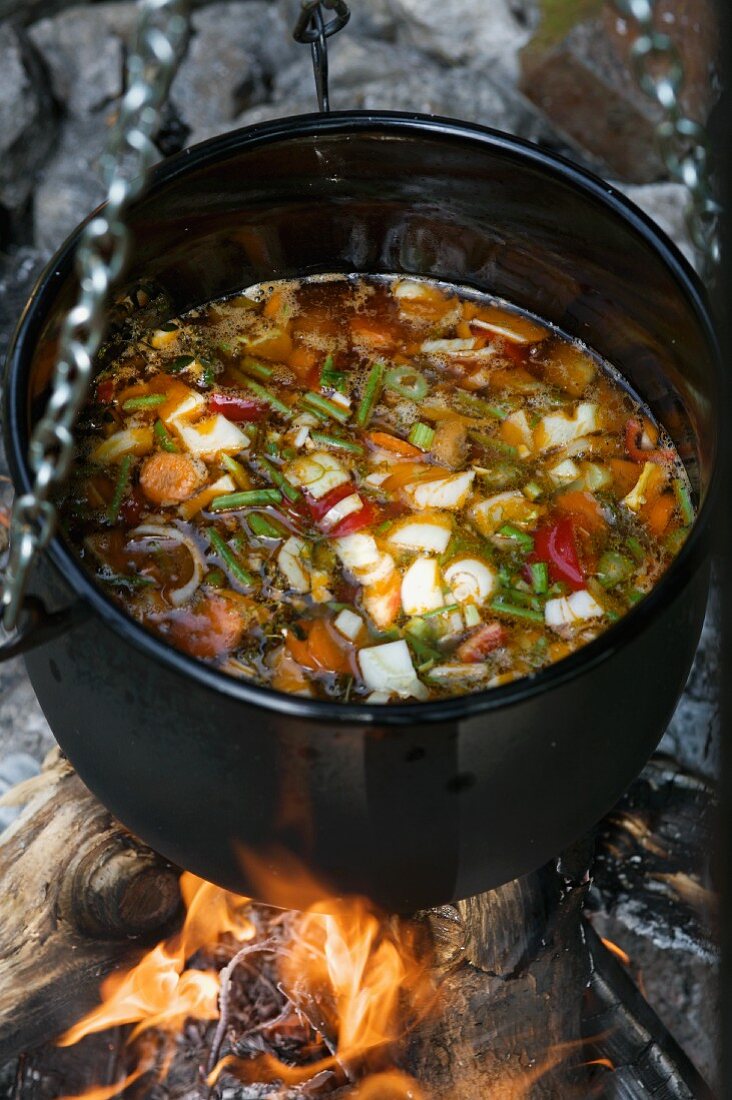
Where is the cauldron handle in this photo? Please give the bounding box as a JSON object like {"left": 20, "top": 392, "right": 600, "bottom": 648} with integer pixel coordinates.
{"left": 0, "top": 595, "right": 89, "bottom": 663}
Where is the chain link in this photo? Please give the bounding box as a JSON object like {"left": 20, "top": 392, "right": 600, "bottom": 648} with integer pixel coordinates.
{"left": 1, "top": 0, "right": 189, "bottom": 632}
{"left": 610, "top": 0, "right": 721, "bottom": 280}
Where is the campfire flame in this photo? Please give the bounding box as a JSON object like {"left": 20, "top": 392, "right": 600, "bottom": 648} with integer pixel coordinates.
{"left": 58, "top": 873, "right": 254, "bottom": 1047}
{"left": 57, "top": 858, "right": 433, "bottom": 1098}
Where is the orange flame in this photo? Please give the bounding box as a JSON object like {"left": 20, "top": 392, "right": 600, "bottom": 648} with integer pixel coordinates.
{"left": 58, "top": 873, "right": 254, "bottom": 1047}
{"left": 599, "top": 936, "right": 631, "bottom": 967}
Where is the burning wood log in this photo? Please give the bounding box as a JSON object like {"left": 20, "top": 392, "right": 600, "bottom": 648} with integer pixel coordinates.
{"left": 0, "top": 749, "right": 181, "bottom": 1062}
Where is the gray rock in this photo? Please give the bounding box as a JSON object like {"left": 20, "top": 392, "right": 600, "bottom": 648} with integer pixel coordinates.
{"left": 29, "top": 3, "right": 138, "bottom": 118}
{"left": 391, "top": 0, "right": 531, "bottom": 75}
{"left": 227, "top": 41, "right": 564, "bottom": 152}
{"left": 0, "top": 246, "right": 49, "bottom": 364}
{"left": 278, "top": 0, "right": 399, "bottom": 42}
{"left": 170, "top": 1, "right": 300, "bottom": 134}
{"left": 33, "top": 113, "right": 113, "bottom": 253}
{"left": 618, "top": 181, "right": 696, "bottom": 268}
{"left": 0, "top": 657, "right": 55, "bottom": 769}
{"left": 0, "top": 23, "right": 56, "bottom": 217}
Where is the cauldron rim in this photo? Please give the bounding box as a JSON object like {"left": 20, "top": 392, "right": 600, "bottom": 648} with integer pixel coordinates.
{"left": 5, "top": 110, "right": 721, "bottom": 727}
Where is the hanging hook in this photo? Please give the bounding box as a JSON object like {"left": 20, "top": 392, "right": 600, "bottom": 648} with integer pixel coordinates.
{"left": 293, "top": 0, "right": 351, "bottom": 113}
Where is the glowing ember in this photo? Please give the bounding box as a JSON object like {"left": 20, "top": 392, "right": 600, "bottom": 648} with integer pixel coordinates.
{"left": 599, "top": 936, "right": 631, "bottom": 967}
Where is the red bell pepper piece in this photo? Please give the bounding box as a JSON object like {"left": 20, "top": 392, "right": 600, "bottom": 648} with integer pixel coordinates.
{"left": 328, "top": 498, "right": 378, "bottom": 538}
{"left": 96, "top": 379, "right": 115, "bottom": 403}
{"left": 625, "top": 418, "right": 674, "bottom": 466}
{"left": 208, "top": 393, "right": 267, "bottom": 422}
{"left": 305, "top": 482, "right": 356, "bottom": 522}
{"left": 529, "top": 517, "right": 585, "bottom": 591}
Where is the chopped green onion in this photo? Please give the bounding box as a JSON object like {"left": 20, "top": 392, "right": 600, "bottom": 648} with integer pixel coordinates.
{"left": 489, "top": 596, "right": 544, "bottom": 623}
{"left": 673, "top": 478, "right": 694, "bottom": 526}
{"left": 122, "top": 394, "right": 167, "bottom": 411}
{"left": 374, "top": 519, "right": 394, "bottom": 536}
{"left": 259, "top": 455, "right": 300, "bottom": 503}
{"left": 627, "top": 588, "right": 645, "bottom": 605}
{"left": 523, "top": 480, "right": 542, "bottom": 501}
{"left": 244, "top": 380, "right": 291, "bottom": 418}
{"left": 606, "top": 610, "right": 621, "bottom": 622}
{"left": 101, "top": 571, "right": 155, "bottom": 589}
{"left": 529, "top": 561, "right": 549, "bottom": 595}
{"left": 497, "top": 523, "right": 534, "bottom": 553}
{"left": 356, "top": 361, "right": 385, "bottom": 427}
{"left": 237, "top": 355, "right": 274, "bottom": 381}
{"left": 408, "top": 422, "right": 435, "bottom": 451}
{"left": 265, "top": 438, "right": 280, "bottom": 457}
{"left": 469, "top": 430, "right": 518, "bottom": 458}
{"left": 300, "top": 391, "right": 350, "bottom": 424}
{"left": 248, "top": 512, "right": 286, "bottom": 539}
{"left": 597, "top": 550, "right": 634, "bottom": 589}
{"left": 664, "top": 527, "right": 689, "bottom": 555}
{"left": 202, "top": 363, "right": 215, "bottom": 387}
{"left": 421, "top": 602, "right": 459, "bottom": 619}
{"left": 320, "top": 355, "right": 346, "bottom": 393}
{"left": 220, "top": 453, "right": 250, "bottom": 490}
{"left": 154, "top": 419, "right": 178, "bottom": 453}
{"left": 206, "top": 568, "right": 226, "bottom": 587}
{"left": 210, "top": 488, "right": 282, "bottom": 511}
{"left": 310, "top": 431, "right": 364, "bottom": 455}
{"left": 625, "top": 535, "right": 645, "bottom": 563}
{"left": 453, "top": 391, "right": 508, "bottom": 419}
{"left": 384, "top": 365, "right": 428, "bottom": 401}
{"left": 464, "top": 604, "right": 481, "bottom": 628}
{"left": 166, "top": 354, "right": 195, "bottom": 373}
{"left": 207, "top": 528, "right": 254, "bottom": 587}
{"left": 106, "top": 455, "right": 133, "bottom": 523}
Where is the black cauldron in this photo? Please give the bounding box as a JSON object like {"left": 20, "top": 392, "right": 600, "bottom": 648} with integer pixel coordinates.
{"left": 3, "top": 114, "right": 720, "bottom": 911}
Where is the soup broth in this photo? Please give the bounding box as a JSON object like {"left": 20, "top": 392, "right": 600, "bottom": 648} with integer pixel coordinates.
{"left": 59, "top": 274, "right": 693, "bottom": 703}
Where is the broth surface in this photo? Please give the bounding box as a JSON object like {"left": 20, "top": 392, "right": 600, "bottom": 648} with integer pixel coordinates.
{"left": 59, "top": 274, "right": 693, "bottom": 703}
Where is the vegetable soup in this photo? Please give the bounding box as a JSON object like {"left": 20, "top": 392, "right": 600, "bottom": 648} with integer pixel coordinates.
{"left": 59, "top": 274, "right": 694, "bottom": 703}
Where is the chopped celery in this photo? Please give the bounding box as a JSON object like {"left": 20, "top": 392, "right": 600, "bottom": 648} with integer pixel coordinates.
{"left": 489, "top": 596, "right": 544, "bottom": 623}
{"left": 384, "top": 365, "right": 428, "bottom": 400}
{"left": 497, "top": 523, "right": 534, "bottom": 553}
{"left": 408, "top": 422, "right": 435, "bottom": 450}
{"left": 529, "top": 561, "right": 549, "bottom": 594}
{"left": 673, "top": 478, "right": 694, "bottom": 526}
{"left": 259, "top": 456, "right": 300, "bottom": 503}
{"left": 597, "top": 550, "right": 634, "bottom": 589}
{"left": 106, "top": 454, "right": 133, "bottom": 523}
{"left": 355, "top": 361, "right": 384, "bottom": 427}
{"left": 245, "top": 379, "right": 291, "bottom": 418}
{"left": 311, "top": 431, "right": 365, "bottom": 454}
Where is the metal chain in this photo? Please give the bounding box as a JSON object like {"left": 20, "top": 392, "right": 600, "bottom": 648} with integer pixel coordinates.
{"left": 1, "top": 0, "right": 189, "bottom": 632}
{"left": 610, "top": 0, "right": 721, "bottom": 280}
{"left": 293, "top": 0, "right": 351, "bottom": 112}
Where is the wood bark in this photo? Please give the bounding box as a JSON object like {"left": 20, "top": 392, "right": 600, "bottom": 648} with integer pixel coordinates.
{"left": 0, "top": 749, "right": 181, "bottom": 1062}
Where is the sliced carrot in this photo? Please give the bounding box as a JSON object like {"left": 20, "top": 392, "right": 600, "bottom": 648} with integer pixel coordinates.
{"left": 366, "top": 431, "right": 422, "bottom": 458}
{"left": 163, "top": 595, "right": 244, "bottom": 659}
{"left": 288, "top": 344, "right": 318, "bottom": 380}
{"left": 286, "top": 619, "right": 353, "bottom": 675}
{"left": 139, "top": 452, "right": 206, "bottom": 505}
{"left": 609, "top": 458, "right": 642, "bottom": 497}
{"left": 349, "top": 317, "right": 395, "bottom": 349}
{"left": 554, "top": 490, "right": 607, "bottom": 535}
{"left": 263, "top": 289, "right": 285, "bottom": 320}
{"left": 382, "top": 463, "right": 446, "bottom": 491}
{"left": 642, "top": 491, "right": 675, "bottom": 537}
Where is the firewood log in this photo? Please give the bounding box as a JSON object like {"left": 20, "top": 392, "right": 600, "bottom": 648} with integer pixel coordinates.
{"left": 0, "top": 749, "right": 181, "bottom": 1062}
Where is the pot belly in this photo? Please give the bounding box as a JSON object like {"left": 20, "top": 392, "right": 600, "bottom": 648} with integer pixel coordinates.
{"left": 23, "top": 558, "right": 709, "bottom": 912}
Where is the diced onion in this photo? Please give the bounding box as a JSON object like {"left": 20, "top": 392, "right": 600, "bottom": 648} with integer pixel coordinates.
{"left": 129, "top": 523, "right": 205, "bottom": 607}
